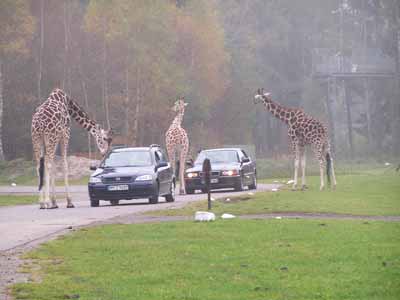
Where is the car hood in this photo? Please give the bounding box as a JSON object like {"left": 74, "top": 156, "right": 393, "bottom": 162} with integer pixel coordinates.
{"left": 91, "top": 166, "right": 155, "bottom": 178}
{"left": 186, "top": 162, "right": 241, "bottom": 173}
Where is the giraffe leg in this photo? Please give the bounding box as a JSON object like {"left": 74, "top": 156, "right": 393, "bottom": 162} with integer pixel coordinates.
{"left": 330, "top": 155, "right": 337, "bottom": 190}
{"left": 36, "top": 161, "right": 45, "bottom": 209}
{"left": 300, "top": 147, "right": 307, "bottom": 190}
{"left": 49, "top": 165, "right": 58, "bottom": 209}
{"left": 61, "top": 136, "right": 74, "bottom": 208}
{"left": 44, "top": 158, "right": 52, "bottom": 209}
{"left": 292, "top": 144, "right": 300, "bottom": 191}
{"left": 33, "top": 143, "right": 46, "bottom": 209}
{"left": 319, "top": 160, "right": 325, "bottom": 191}
{"left": 44, "top": 139, "right": 58, "bottom": 208}
{"left": 179, "top": 147, "right": 188, "bottom": 195}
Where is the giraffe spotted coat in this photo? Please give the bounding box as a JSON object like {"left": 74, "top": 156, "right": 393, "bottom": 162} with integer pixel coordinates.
{"left": 31, "top": 88, "right": 112, "bottom": 209}
{"left": 254, "top": 89, "right": 337, "bottom": 190}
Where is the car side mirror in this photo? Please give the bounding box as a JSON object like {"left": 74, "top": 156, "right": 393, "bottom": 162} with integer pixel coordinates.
{"left": 186, "top": 159, "right": 194, "bottom": 168}
{"left": 241, "top": 157, "right": 250, "bottom": 164}
{"left": 89, "top": 164, "right": 98, "bottom": 171}
{"left": 156, "top": 161, "right": 168, "bottom": 169}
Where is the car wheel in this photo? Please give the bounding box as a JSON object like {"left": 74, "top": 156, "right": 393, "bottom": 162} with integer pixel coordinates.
{"left": 149, "top": 183, "right": 159, "bottom": 204}
{"left": 249, "top": 173, "right": 257, "bottom": 190}
{"left": 165, "top": 181, "right": 175, "bottom": 202}
{"left": 201, "top": 188, "right": 208, "bottom": 194}
{"left": 234, "top": 175, "right": 244, "bottom": 191}
{"left": 90, "top": 198, "right": 99, "bottom": 207}
{"left": 110, "top": 200, "right": 119, "bottom": 206}
{"left": 186, "top": 188, "right": 195, "bottom": 194}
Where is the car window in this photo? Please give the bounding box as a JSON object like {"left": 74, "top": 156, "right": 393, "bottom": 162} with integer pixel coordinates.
{"left": 155, "top": 150, "right": 167, "bottom": 163}
{"left": 241, "top": 150, "right": 249, "bottom": 158}
{"left": 101, "top": 151, "right": 152, "bottom": 167}
{"left": 237, "top": 150, "right": 245, "bottom": 161}
{"left": 194, "top": 150, "right": 239, "bottom": 165}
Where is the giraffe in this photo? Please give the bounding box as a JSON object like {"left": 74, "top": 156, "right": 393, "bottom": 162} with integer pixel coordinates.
{"left": 31, "top": 88, "right": 113, "bottom": 209}
{"left": 254, "top": 88, "right": 337, "bottom": 191}
{"left": 165, "top": 97, "right": 189, "bottom": 195}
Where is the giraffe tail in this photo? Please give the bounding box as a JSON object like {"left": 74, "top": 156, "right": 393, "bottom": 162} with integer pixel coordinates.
{"left": 38, "top": 157, "right": 45, "bottom": 191}
{"left": 326, "top": 152, "right": 331, "bottom": 186}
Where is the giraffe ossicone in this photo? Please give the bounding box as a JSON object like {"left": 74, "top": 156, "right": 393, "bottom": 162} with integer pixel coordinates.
{"left": 165, "top": 97, "right": 190, "bottom": 195}
{"left": 254, "top": 88, "right": 337, "bottom": 191}
{"left": 32, "top": 88, "right": 113, "bottom": 209}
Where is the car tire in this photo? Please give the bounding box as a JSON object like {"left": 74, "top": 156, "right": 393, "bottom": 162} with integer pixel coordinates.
{"left": 165, "top": 181, "right": 175, "bottom": 202}
{"left": 90, "top": 198, "right": 99, "bottom": 207}
{"left": 186, "top": 188, "right": 195, "bottom": 194}
{"left": 149, "top": 183, "right": 159, "bottom": 204}
{"left": 110, "top": 200, "right": 119, "bottom": 206}
{"left": 248, "top": 173, "right": 257, "bottom": 190}
{"left": 234, "top": 175, "right": 244, "bottom": 191}
{"left": 201, "top": 188, "right": 208, "bottom": 194}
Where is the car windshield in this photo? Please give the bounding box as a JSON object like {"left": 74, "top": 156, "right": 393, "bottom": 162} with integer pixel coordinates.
{"left": 194, "top": 150, "right": 239, "bottom": 165}
{"left": 101, "top": 150, "right": 152, "bottom": 167}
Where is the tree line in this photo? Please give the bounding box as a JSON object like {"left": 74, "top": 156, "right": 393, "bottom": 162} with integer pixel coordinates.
{"left": 0, "top": 0, "right": 399, "bottom": 161}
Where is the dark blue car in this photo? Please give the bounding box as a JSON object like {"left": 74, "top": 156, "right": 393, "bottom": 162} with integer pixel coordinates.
{"left": 88, "top": 145, "right": 175, "bottom": 207}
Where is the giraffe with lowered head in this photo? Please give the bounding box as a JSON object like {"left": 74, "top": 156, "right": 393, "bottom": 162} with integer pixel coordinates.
{"left": 254, "top": 88, "right": 336, "bottom": 191}
{"left": 165, "top": 97, "right": 189, "bottom": 195}
{"left": 31, "top": 88, "right": 113, "bottom": 209}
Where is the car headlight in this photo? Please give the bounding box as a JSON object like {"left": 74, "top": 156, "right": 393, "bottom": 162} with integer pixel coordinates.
{"left": 135, "top": 174, "right": 153, "bottom": 181}
{"left": 89, "top": 177, "right": 102, "bottom": 183}
{"left": 186, "top": 172, "right": 199, "bottom": 178}
{"left": 221, "top": 170, "right": 239, "bottom": 176}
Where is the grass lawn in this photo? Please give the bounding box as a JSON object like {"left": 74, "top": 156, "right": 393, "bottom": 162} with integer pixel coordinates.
{"left": 149, "top": 172, "right": 400, "bottom": 217}
{"left": 0, "top": 195, "right": 37, "bottom": 206}
{"left": 13, "top": 219, "right": 400, "bottom": 300}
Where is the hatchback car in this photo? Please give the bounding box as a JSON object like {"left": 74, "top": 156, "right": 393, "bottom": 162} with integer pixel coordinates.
{"left": 88, "top": 145, "right": 175, "bottom": 207}
{"left": 184, "top": 148, "right": 257, "bottom": 194}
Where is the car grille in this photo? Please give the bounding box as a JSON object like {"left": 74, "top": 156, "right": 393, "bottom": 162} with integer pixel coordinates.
{"left": 102, "top": 176, "right": 133, "bottom": 183}
{"left": 199, "top": 171, "right": 220, "bottom": 177}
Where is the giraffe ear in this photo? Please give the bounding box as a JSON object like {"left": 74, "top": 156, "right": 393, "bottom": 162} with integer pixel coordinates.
{"left": 264, "top": 92, "right": 271, "bottom": 97}
{"left": 184, "top": 102, "right": 188, "bottom": 106}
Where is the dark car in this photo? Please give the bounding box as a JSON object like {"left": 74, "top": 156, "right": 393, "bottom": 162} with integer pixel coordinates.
{"left": 184, "top": 148, "right": 257, "bottom": 194}
{"left": 88, "top": 145, "right": 175, "bottom": 207}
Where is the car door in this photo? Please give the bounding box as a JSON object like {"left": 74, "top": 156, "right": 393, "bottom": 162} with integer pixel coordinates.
{"left": 239, "top": 150, "right": 253, "bottom": 185}
{"left": 154, "top": 149, "right": 171, "bottom": 194}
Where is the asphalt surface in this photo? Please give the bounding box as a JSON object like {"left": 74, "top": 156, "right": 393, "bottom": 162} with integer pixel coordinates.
{"left": 0, "top": 184, "right": 280, "bottom": 251}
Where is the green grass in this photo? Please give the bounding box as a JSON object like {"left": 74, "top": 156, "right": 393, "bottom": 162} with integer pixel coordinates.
{"left": 13, "top": 219, "right": 400, "bottom": 300}
{"left": 149, "top": 172, "right": 400, "bottom": 217}
{"left": 0, "top": 159, "right": 90, "bottom": 186}
{"left": 0, "top": 195, "right": 37, "bottom": 206}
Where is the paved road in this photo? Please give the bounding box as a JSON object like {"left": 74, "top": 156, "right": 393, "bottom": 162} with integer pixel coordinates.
{"left": 0, "top": 184, "right": 280, "bottom": 251}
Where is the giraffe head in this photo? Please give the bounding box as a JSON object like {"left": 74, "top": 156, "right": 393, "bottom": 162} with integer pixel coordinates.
{"left": 172, "top": 97, "right": 188, "bottom": 113}
{"left": 94, "top": 125, "right": 113, "bottom": 156}
{"left": 254, "top": 88, "right": 271, "bottom": 104}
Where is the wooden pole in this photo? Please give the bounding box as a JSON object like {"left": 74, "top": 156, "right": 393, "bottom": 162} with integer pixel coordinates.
{"left": 202, "top": 158, "right": 211, "bottom": 210}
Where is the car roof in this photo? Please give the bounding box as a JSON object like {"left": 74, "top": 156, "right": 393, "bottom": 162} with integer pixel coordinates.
{"left": 201, "top": 148, "right": 242, "bottom": 152}
{"left": 112, "top": 147, "right": 157, "bottom": 152}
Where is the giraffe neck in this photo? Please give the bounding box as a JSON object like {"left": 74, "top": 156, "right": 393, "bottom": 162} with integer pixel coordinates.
{"left": 67, "top": 98, "right": 99, "bottom": 136}
{"left": 172, "top": 110, "right": 184, "bottom": 127}
{"left": 261, "top": 95, "right": 290, "bottom": 125}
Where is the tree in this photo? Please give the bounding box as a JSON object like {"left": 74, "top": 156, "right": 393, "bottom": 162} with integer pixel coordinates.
{"left": 0, "top": 0, "right": 35, "bottom": 160}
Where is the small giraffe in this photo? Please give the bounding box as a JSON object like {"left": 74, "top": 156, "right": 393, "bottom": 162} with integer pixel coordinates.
{"left": 254, "top": 88, "right": 337, "bottom": 191}
{"left": 31, "top": 88, "right": 113, "bottom": 209}
{"left": 165, "top": 97, "right": 189, "bottom": 195}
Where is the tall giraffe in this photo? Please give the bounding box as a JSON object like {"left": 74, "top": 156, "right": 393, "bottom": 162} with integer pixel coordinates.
{"left": 31, "top": 88, "right": 113, "bottom": 209}
{"left": 254, "top": 88, "right": 337, "bottom": 191}
{"left": 165, "top": 97, "right": 189, "bottom": 195}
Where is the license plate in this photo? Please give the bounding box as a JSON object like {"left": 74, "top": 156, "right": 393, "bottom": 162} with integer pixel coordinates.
{"left": 107, "top": 185, "right": 129, "bottom": 191}
{"left": 202, "top": 178, "right": 219, "bottom": 184}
